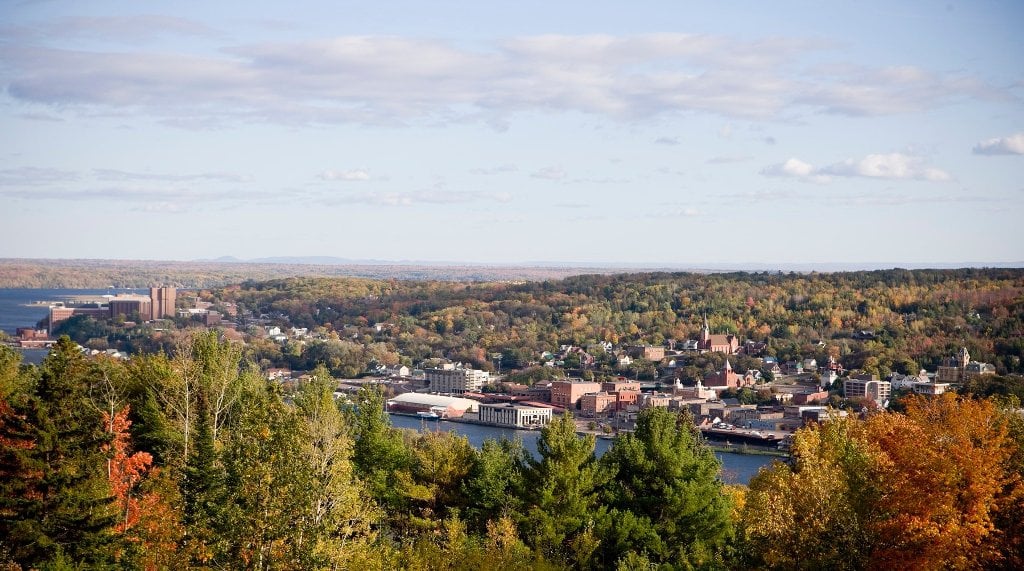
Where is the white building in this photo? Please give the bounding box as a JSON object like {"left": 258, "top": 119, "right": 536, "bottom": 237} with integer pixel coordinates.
{"left": 478, "top": 403, "right": 552, "bottom": 428}
{"left": 425, "top": 366, "right": 490, "bottom": 394}
{"left": 844, "top": 377, "right": 891, "bottom": 404}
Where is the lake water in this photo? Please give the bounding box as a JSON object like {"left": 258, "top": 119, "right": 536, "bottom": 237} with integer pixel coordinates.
{"left": 389, "top": 413, "right": 778, "bottom": 485}
{"left": 0, "top": 287, "right": 148, "bottom": 335}
{"left": 0, "top": 287, "right": 146, "bottom": 364}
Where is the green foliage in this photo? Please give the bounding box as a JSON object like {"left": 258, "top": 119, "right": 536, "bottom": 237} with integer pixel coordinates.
{"left": 598, "top": 408, "right": 734, "bottom": 568}
{"left": 522, "top": 413, "right": 608, "bottom": 567}
{"left": 0, "top": 337, "right": 119, "bottom": 568}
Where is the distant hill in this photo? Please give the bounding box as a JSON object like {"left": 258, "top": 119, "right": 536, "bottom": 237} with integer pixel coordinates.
{"left": 1, "top": 258, "right": 1020, "bottom": 289}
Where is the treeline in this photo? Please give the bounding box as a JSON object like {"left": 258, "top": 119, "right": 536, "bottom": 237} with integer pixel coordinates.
{"left": 224, "top": 269, "right": 1024, "bottom": 377}
{"left": 3, "top": 335, "right": 1023, "bottom": 569}
{"left": 0, "top": 259, "right": 593, "bottom": 289}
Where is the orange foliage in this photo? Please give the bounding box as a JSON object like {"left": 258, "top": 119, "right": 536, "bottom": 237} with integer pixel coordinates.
{"left": 864, "top": 394, "right": 1019, "bottom": 570}
{"left": 102, "top": 405, "right": 154, "bottom": 533}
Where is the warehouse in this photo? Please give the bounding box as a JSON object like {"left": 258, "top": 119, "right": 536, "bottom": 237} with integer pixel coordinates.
{"left": 386, "top": 392, "right": 478, "bottom": 418}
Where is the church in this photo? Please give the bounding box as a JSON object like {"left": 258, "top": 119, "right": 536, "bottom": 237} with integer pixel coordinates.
{"left": 699, "top": 313, "right": 739, "bottom": 355}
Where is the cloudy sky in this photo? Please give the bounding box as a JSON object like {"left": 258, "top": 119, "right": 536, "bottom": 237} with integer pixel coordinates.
{"left": 1, "top": 1, "right": 1022, "bottom": 266}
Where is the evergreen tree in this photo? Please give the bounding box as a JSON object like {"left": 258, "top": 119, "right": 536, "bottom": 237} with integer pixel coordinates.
{"left": 0, "top": 337, "right": 119, "bottom": 568}
{"left": 181, "top": 390, "right": 224, "bottom": 565}
{"left": 598, "top": 407, "right": 734, "bottom": 569}
{"left": 351, "top": 385, "right": 411, "bottom": 522}
{"left": 522, "top": 412, "right": 608, "bottom": 568}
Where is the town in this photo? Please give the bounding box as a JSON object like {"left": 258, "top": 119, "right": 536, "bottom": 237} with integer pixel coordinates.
{"left": 3, "top": 278, "right": 1004, "bottom": 453}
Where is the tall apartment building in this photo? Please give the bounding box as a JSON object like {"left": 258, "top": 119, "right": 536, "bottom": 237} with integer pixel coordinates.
{"left": 150, "top": 287, "right": 176, "bottom": 320}
{"left": 425, "top": 366, "right": 490, "bottom": 394}
{"left": 844, "top": 375, "right": 891, "bottom": 404}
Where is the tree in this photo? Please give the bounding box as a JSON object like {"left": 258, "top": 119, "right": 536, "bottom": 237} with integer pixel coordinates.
{"left": 742, "top": 415, "right": 877, "bottom": 570}
{"left": 598, "top": 407, "right": 734, "bottom": 568}
{"left": 0, "top": 337, "right": 119, "bottom": 568}
{"left": 463, "top": 438, "right": 529, "bottom": 530}
{"left": 351, "top": 385, "right": 412, "bottom": 521}
{"left": 522, "top": 412, "right": 607, "bottom": 567}
{"left": 291, "top": 365, "right": 380, "bottom": 568}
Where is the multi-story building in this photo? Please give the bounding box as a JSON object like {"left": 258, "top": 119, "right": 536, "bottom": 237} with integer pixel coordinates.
{"left": 478, "top": 403, "right": 552, "bottom": 428}
{"left": 425, "top": 366, "right": 490, "bottom": 395}
{"left": 628, "top": 345, "right": 665, "bottom": 361}
{"left": 935, "top": 347, "right": 996, "bottom": 384}
{"left": 550, "top": 380, "right": 602, "bottom": 409}
{"left": 150, "top": 287, "right": 176, "bottom": 320}
{"left": 109, "top": 295, "right": 152, "bottom": 321}
{"left": 580, "top": 392, "right": 617, "bottom": 417}
{"left": 844, "top": 375, "right": 891, "bottom": 404}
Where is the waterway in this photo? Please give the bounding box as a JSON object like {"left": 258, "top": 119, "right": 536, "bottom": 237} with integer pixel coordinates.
{"left": 389, "top": 414, "right": 778, "bottom": 485}
{"left": 0, "top": 287, "right": 146, "bottom": 364}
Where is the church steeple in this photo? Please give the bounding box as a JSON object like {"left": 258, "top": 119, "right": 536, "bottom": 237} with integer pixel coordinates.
{"left": 701, "top": 311, "right": 711, "bottom": 345}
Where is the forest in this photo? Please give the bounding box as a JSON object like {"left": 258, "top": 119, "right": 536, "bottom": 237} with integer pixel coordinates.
{"left": 2, "top": 332, "right": 1023, "bottom": 570}
{"left": 217, "top": 269, "right": 1024, "bottom": 379}
{"left": 0, "top": 259, "right": 592, "bottom": 289}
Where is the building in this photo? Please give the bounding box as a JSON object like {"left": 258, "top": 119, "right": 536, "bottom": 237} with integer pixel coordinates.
{"left": 792, "top": 390, "right": 829, "bottom": 405}
{"left": 425, "top": 366, "right": 491, "bottom": 394}
{"left": 48, "top": 304, "right": 109, "bottom": 329}
{"left": 699, "top": 313, "right": 739, "bottom": 355}
{"left": 628, "top": 345, "right": 665, "bottom": 361}
{"left": 935, "top": 347, "right": 996, "bottom": 384}
{"left": 150, "top": 287, "right": 176, "bottom": 320}
{"left": 580, "top": 392, "right": 617, "bottom": 417}
{"left": 602, "top": 380, "right": 641, "bottom": 392}
{"left": 641, "top": 393, "right": 672, "bottom": 408}
{"left": 844, "top": 375, "right": 891, "bottom": 404}
{"left": 550, "top": 380, "right": 602, "bottom": 409}
{"left": 108, "top": 294, "right": 152, "bottom": 320}
{"left": 386, "top": 393, "right": 478, "bottom": 418}
{"left": 478, "top": 403, "right": 552, "bottom": 428}
{"left": 48, "top": 286, "right": 176, "bottom": 330}
{"left": 703, "top": 360, "right": 745, "bottom": 389}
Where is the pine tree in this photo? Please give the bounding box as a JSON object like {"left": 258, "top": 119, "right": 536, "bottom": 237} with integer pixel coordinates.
{"left": 598, "top": 407, "right": 734, "bottom": 568}
{"left": 522, "top": 412, "right": 608, "bottom": 567}
{"left": 181, "top": 390, "right": 224, "bottom": 565}
{"left": 0, "top": 337, "right": 119, "bottom": 567}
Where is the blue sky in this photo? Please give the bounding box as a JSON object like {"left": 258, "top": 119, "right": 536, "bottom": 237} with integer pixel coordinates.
{"left": 1, "top": 1, "right": 1022, "bottom": 266}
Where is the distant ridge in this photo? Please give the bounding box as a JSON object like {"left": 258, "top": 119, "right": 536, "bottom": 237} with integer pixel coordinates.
{"left": 2, "top": 258, "right": 1022, "bottom": 290}
{"left": 195, "top": 256, "right": 1024, "bottom": 272}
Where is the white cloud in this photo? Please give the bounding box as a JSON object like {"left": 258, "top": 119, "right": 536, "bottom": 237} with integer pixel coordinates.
{"left": 531, "top": 166, "right": 566, "bottom": 180}
{"left": 326, "top": 190, "right": 509, "bottom": 207}
{"left": 821, "top": 153, "right": 951, "bottom": 181}
{"left": 470, "top": 164, "right": 519, "bottom": 175}
{"left": 762, "top": 158, "right": 814, "bottom": 177}
{"left": 654, "top": 137, "right": 680, "bottom": 145}
{"left": 0, "top": 33, "right": 997, "bottom": 127}
{"left": 973, "top": 133, "right": 1024, "bottom": 155}
{"left": 760, "top": 158, "right": 830, "bottom": 183}
{"left": 706, "top": 155, "right": 752, "bottom": 164}
{"left": 319, "top": 169, "right": 371, "bottom": 181}
{"left": 760, "top": 153, "right": 950, "bottom": 183}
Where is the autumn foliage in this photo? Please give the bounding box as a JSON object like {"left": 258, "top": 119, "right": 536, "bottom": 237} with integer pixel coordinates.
{"left": 743, "top": 393, "right": 1024, "bottom": 570}
{"left": 103, "top": 405, "right": 154, "bottom": 533}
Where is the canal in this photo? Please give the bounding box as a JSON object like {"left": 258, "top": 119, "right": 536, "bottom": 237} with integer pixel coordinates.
{"left": 389, "top": 413, "right": 778, "bottom": 485}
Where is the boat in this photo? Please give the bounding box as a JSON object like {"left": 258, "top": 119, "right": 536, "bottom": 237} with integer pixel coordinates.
{"left": 417, "top": 411, "right": 440, "bottom": 419}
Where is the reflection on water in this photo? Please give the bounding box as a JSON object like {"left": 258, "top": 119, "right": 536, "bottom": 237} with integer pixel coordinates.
{"left": 389, "top": 413, "right": 777, "bottom": 485}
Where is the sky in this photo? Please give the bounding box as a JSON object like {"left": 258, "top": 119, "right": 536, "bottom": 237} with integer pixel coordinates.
{"left": 1, "top": 1, "right": 1022, "bottom": 267}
